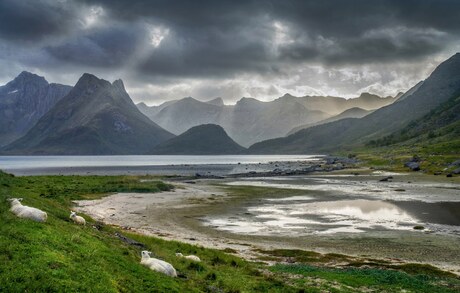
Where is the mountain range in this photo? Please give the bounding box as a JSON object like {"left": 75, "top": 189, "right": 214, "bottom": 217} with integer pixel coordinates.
{"left": 138, "top": 92, "right": 395, "bottom": 147}
{"left": 2, "top": 74, "right": 173, "bottom": 155}
{"left": 286, "top": 107, "right": 373, "bottom": 136}
{"left": 1, "top": 53, "right": 459, "bottom": 155}
{"left": 248, "top": 53, "right": 460, "bottom": 153}
{"left": 0, "top": 71, "right": 71, "bottom": 146}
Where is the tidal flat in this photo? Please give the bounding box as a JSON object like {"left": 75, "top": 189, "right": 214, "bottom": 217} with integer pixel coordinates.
{"left": 75, "top": 170, "right": 460, "bottom": 275}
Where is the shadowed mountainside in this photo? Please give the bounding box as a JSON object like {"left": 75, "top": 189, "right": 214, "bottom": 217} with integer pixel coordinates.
{"left": 0, "top": 71, "right": 72, "bottom": 146}
{"left": 2, "top": 74, "right": 174, "bottom": 155}
{"left": 150, "top": 124, "right": 245, "bottom": 155}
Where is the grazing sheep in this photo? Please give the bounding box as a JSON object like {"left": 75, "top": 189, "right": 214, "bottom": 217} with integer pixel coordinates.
{"left": 176, "top": 252, "right": 201, "bottom": 262}
{"left": 140, "top": 251, "right": 177, "bottom": 277}
{"left": 8, "top": 198, "right": 47, "bottom": 222}
{"left": 69, "top": 211, "right": 86, "bottom": 225}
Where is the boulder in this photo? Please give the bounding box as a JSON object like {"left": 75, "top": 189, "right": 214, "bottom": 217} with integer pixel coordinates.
{"left": 404, "top": 161, "right": 420, "bottom": 171}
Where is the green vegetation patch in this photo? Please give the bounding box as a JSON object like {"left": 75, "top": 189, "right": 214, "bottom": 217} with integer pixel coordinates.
{"left": 272, "top": 264, "right": 460, "bottom": 293}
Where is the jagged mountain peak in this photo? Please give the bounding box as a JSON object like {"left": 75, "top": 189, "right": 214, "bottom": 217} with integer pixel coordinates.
{"left": 76, "top": 73, "right": 111, "bottom": 87}
{"left": 3, "top": 72, "right": 173, "bottom": 155}
{"left": 206, "top": 97, "right": 224, "bottom": 106}
{"left": 357, "top": 92, "right": 381, "bottom": 100}
{"left": 11, "top": 71, "right": 48, "bottom": 86}
{"left": 112, "top": 79, "right": 125, "bottom": 91}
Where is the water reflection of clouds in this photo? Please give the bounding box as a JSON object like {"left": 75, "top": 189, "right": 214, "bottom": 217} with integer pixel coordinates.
{"left": 205, "top": 198, "right": 421, "bottom": 236}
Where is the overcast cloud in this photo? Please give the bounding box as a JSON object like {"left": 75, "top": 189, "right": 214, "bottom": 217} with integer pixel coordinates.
{"left": 0, "top": 0, "right": 459, "bottom": 104}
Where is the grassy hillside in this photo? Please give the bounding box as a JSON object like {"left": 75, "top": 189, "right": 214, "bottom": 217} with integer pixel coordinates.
{"left": 356, "top": 95, "right": 460, "bottom": 173}
{"left": 1, "top": 172, "right": 459, "bottom": 292}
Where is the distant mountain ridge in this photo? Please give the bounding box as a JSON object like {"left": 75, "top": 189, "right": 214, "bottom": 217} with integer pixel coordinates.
{"left": 248, "top": 53, "right": 460, "bottom": 153}
{"left": 0, "top": 71, "right": 72, "bottom": 146}
{"left": 287, "top": 107, "right": 372, "bottom": 135}
{"left": 150, "top": 124, "right": 245, "bottom": 155}
{"left": 138, "top": 92, "right": 395, "bottom": 147}
{"left": 2, "top": 74, "right": 174, "bottom": 155}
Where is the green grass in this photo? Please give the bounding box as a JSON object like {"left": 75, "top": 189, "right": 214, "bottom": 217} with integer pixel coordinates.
{"left": 1, "top": 171, "right": 459, "bottom": 292}
{"left": 271, "top": 264, "right": 460, "bottom": 293}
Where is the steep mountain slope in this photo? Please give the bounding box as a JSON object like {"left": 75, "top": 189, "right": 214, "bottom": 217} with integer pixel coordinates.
{"left": 2, "top": 74, "right": 174, "bottom": 155}
{"left": 0, "top": 71, "right": 72, "bottom": 146}
{"left": 150, "top": 124, "right": 245, "bottom": 155}
{"left": 249, "top": 53, "right": 460, "bottom": 154}
{"left": 368, "top": 93, "right": 460, "bottom": 147}
{"left": 287, "top": 107, "right": 372, "bottom": 135}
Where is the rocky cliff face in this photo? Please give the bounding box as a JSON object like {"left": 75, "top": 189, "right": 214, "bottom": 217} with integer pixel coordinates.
{"left": 0, "top": 71, "right": 72, "bottom": 146}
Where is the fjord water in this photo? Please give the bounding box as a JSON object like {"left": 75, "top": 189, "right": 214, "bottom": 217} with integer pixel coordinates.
{"left": 0, "top": 155, "right": 319, "bottom": 172}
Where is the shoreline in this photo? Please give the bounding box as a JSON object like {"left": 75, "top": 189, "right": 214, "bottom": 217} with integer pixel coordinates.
{"left": 74, "top": 174, "right": 460, "bottom": 275}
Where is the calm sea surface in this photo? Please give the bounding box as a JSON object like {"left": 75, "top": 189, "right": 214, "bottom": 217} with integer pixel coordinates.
{"left": 0, "top": 155, "right": 320, "bottom": 170}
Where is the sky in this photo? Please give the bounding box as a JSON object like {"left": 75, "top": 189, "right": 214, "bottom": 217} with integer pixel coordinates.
{"left": 0, "top": 0, "right": 459, "bottom": 105}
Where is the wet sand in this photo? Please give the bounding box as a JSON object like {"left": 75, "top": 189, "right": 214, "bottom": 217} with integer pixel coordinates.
{"left": 75, "top": 171, "right": 460, "bottom": 274}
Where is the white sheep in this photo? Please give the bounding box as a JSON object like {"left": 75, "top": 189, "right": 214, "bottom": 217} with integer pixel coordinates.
{"left": 69, "top": 211, "right": 86, "bottom": 225}
{"left": 176, "top": 252, "right": 201, "bottom": 262}
{"left": 8, "top": 198, "right": 47, "bottom": 222}
{"left": 140, "top": 251, "right": 177, "bottom": 277}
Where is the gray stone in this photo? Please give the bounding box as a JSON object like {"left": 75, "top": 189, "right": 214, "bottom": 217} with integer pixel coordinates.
{"left": 404, "top": 161, "right": 420, "bottom": 171}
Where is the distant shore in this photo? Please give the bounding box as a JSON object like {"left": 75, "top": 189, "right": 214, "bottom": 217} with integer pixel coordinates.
{"left": 0, "top": 155, "right": 353, "bottom": 177}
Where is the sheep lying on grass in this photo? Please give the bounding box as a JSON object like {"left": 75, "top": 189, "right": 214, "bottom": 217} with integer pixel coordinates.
{"left": 140, "top": 251, "right": 177, "bottom": 277}
{"left": 70, "top": 211, "right": 86, "bottom": 225}
{"left": 8, "top": 198, "right": 47, "bottom": 222}
{"left": 176, "top": 253, "right": 201, "bottom": 262}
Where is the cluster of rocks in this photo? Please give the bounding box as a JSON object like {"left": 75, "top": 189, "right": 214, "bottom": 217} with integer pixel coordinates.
{"left": 404, "top": 156, "right": 460, "bottom": 177}
{"left": 228, "top": 156, "right": 358, "bottom": 178}
{"left": 404, "top": 155, "right": 421, "bottom": 171}
{"left": 447, "top": 159, "right": 460, "bottom": 177}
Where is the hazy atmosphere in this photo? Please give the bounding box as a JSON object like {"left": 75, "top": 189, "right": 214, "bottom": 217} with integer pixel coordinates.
{"left": 1, "top": 0, "right": 460, "bottom": 103}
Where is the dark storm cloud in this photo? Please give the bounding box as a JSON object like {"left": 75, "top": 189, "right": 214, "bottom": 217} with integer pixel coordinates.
{"left": 72, "top": 0, "right": 460, "bottom": 76}
{"left": 0, "top": 0, "right": 459, "bottom": 101}
{"left": 0, "top": 0, "right": 79, "bottom": 42}
{"left": 45, "top": 24, "right": 147, "bottom": 67}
